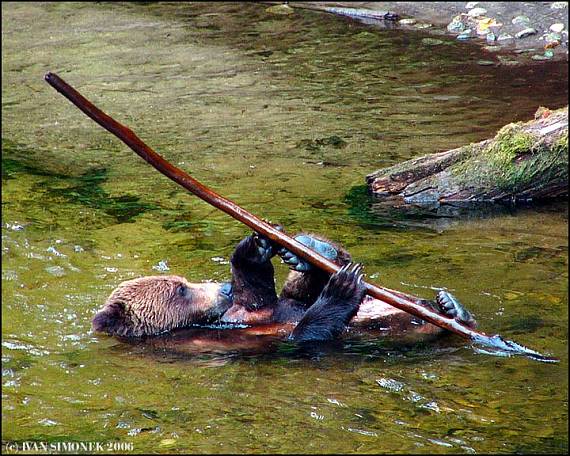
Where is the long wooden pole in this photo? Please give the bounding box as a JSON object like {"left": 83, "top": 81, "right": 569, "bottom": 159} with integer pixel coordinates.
{"left": 44, "top": 72, "right": 557, "bottom": 362}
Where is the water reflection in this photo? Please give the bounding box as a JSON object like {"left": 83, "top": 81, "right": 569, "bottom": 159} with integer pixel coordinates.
{"left": 347, "top": 184, "right": 569, "bottom": 232}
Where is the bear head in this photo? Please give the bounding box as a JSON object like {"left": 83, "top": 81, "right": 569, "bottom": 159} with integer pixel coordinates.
{"left": 92, "top": 275, "right": 232, "bottom": 337}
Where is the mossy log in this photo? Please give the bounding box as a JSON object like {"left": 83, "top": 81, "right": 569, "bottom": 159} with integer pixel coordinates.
{"left": 366, "top": 107, "right": 568, "bottom": 204}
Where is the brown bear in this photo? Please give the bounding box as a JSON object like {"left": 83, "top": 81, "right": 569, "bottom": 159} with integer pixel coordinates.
{"left": 92, "top": 232, "right": 476, "bottom": 343}
{"left": 92, "top": 276, "right": 233, "bottom": 337}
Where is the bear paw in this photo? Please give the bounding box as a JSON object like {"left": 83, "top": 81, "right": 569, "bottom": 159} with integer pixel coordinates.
{"left": 324, "top": 262, "right": 366, "bottom": 302}
{"left": 436, "top": 291, "right": 476, "bottom": 327}
{"left": 278, "top": 234, "right": 338, "bottom": 272}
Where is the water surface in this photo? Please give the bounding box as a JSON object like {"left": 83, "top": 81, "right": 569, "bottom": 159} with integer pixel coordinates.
{"left": 2, "top": 2, "right": 568, "bottom": 453}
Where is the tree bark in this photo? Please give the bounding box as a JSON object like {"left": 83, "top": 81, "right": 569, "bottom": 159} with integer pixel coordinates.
{"left": 366, "top": 107, "right": 568, "bottom": 204}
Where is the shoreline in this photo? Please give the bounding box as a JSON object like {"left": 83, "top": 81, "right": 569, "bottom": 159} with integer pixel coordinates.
{"left": 282, "top": 2, "right": 569, "bottom": 63}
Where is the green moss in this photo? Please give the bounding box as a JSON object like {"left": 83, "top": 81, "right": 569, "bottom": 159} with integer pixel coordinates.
{"left": 449, "top": 119, "right": 568, "bottom": 198}
{"left": 492, "top": 124, "right": 535, "bottom": 162}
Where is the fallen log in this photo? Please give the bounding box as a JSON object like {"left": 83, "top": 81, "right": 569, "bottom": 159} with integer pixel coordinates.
{"left": 367, "top": 106, "right": 568, "bottom": 204}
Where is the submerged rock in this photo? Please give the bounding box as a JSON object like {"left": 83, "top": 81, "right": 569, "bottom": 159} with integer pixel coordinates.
{"left": 46, "top": 266, "right": 66, "bottom": 277}
{"left": 265, "top": 4, "right": 294, "bottom": 15}
{"left": 152, "top": 260, "right": 170, "bottom": 272}
{"left": 457, "top": 30, "right": 472, "bottom": 40}
{"left": 422, "top": 38, "right": 445, "bottom": 46}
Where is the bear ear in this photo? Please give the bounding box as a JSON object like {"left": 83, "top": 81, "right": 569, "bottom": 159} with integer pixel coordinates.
{"left": 92, "top": 300, "right": 131, "bottom": 336}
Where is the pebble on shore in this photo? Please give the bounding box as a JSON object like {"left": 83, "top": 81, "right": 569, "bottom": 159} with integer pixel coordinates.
{"left": 421, "top": 2, "right": 566, "bottom": 61}
{"left": 515, "top": 28, "right": 538, "bottom": 39}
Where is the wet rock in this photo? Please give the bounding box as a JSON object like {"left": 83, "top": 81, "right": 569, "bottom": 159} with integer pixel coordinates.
{"left": 476, "top": 17, "right": 500, "bottom": 35}
{"left": 515, "top": 28, "right": 538, "bottom": 39}
{"left": 550, "top": 2, "right": 568, "bottom": 9}
{"left": 512, "top": 15, "right": 531, "bottom": 27}
{"left": 497, "top": 33, "right": 514, "bottom": 42}
{"left": 477, "top": 59, "right": 495, "bottom": 66}
{"left": 550, "top": 23, "right": 565, "bottom": 33}
{"left": 447, "top": 16, "right": 466, "bottom": 32}
{"left": 467, "top": 7, "right": 487, "bottom": 17}
{"left": 465, "top": 2, "right": 479, "bottom": 9}
{"left": 545, "top": 40, "right": 561, "bottom": 50}
{"left": 486, "top": 32, "right": 497, "bottom": 43}
{"left": 545, "top": 32, "right": 563, "bottom": 42}
{"left": 399, "top": 18, "right": 416, "bottom": 25}
{"left": 457, "top": 30, "right": 472, "bottom": 40}
{"left": 414, "top": 23, "right": 432, "bottom": 29}
{"left": 544, "top": 32, "right": 562, "bottom": 49}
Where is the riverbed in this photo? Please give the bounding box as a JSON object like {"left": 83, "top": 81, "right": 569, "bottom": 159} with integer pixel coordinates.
{"left": 2, "top": 2, "right": 568, "bottom": 453}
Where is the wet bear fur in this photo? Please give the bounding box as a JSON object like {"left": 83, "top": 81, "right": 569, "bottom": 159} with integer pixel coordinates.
{"left": 93, "top": 232, "right": 475, "bottom": 342}
{"left": 92, "top": 276, "right": 231, "bottom": 337}
{"left": 225, "top": 232, "right": 365, "bottom": 341}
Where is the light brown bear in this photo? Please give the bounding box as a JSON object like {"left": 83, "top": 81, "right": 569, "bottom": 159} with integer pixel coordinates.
{"left": 93, "top": 232, "right": 476, "bottom": 344}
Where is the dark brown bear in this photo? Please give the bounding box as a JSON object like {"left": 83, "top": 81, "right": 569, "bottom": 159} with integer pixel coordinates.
{"left": 93, "top": 232, "right": 476, "bottom": 342}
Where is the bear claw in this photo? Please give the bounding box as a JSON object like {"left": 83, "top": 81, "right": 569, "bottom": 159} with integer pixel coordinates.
{"left": 325, "top": 262, "right": 366, "bottom": 301}
{"left": 252, "top": 233, "right": 275, "bottom": 263}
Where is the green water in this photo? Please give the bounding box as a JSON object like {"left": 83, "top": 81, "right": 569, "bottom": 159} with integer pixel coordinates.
{"left": 2, "top": 2, "right": 568, "bottom": 453}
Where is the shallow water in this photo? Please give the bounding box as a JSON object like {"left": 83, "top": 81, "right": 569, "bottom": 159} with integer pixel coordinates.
{"left": 2, "top": 2, "right": 568, "bottom": 454}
